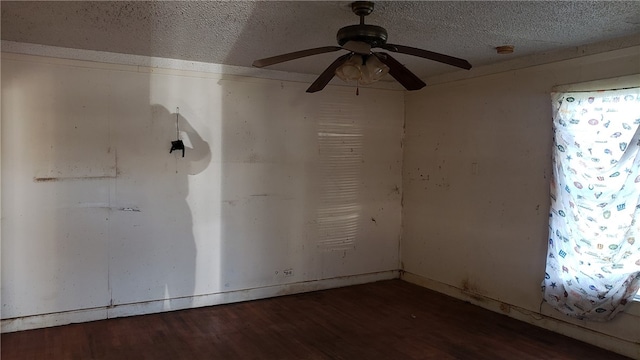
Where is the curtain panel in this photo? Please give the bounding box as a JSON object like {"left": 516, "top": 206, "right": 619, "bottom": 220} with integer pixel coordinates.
{"left": 543, "top": 87, "right": 640, "bottom": 321}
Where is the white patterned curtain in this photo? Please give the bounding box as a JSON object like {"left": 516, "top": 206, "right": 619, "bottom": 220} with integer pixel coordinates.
{"left": 542, "top": 87, "right": 640, "bottom": 321}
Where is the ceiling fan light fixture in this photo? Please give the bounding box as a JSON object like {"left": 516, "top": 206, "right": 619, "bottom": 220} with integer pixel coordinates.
{"left": 360, "top": 55, "right": 389, "bottom": 85}
{"left": 335, "top": 54, "right": 364, "bottom": 82}
{"left": 335, "top": 54, "right": 389, "bottom": 85}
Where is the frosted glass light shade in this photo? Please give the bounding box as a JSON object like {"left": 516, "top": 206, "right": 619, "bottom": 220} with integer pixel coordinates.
{"left": 335, "top": 55, "right": 363, "bottom": 82}
{"left": 360, "top": 55, "right": 389, "bottom": 85}
{"left": 335, "top": 54, "right": 388, "bottom": 85}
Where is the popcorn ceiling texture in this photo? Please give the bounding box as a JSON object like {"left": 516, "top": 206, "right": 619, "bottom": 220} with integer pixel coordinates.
{"left": 2, "top": 1, "right": 639, "bottom": 78}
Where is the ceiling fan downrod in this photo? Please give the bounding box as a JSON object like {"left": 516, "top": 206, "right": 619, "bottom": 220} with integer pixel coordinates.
{"left": 351, "top": 1, "right": 374, "bottom": 24}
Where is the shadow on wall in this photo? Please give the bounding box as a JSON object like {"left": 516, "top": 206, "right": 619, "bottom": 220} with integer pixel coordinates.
{"left": 1, "top": 2, "right": 225, "bottom": 325}
{"left": 108, "top": 104, "right": 211, "bottom": 308}
{"left": 1, "top": 64, "right": 209, "bottom": 320}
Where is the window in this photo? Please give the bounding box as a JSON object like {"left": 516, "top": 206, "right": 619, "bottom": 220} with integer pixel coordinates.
{"left": 542, "top": 76, "right": 640, "bottom": 321}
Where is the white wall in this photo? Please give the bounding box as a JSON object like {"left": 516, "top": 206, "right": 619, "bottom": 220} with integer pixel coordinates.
{"left": 1, "top": 53, "right": 403, "bottom": 329}
{"left": 3, "top": 43, "right": 638, "bottom": 356}
{"left": 402, "top": 46, "right": 640, "bottom": 358}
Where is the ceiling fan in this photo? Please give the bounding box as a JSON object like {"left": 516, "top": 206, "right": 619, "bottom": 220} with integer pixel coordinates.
{"left": 252, "top": 1, "right": 472, "bottom": 93}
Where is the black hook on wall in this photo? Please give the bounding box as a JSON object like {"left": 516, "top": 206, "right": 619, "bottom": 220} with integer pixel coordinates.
{"left": 169, "top": 107, "right": 185, "bottom": 157}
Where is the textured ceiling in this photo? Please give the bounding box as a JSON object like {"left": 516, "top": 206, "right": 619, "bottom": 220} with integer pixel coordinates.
{"left": 2, "top": 1, "right": 640, "bottom": 79}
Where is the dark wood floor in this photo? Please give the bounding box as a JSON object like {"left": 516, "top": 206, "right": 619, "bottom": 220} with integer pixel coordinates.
{"left": 1, "top": 280, "right": 630, "bottom": 360}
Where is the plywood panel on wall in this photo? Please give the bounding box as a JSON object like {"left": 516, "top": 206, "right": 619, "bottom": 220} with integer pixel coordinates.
{"left": 1, "top": 60, "right": 112, "bottom": 318}
{"left": 1, "top": 54, "right": 403, "bottom": 323}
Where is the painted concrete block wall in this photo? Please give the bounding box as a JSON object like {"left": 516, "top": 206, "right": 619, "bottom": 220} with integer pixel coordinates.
{"left": 402, "top": 47, "right": 640, "bottom": 357}
{"left": 1, "top": 53, "right": 403, "bottom": 325}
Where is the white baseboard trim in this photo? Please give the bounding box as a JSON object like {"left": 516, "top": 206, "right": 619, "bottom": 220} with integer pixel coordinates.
{"left": 401, "top": 272, "right": 639, "bottom": 360}
{"left": 1, "top": 270, "right": 399, "bottom": 333}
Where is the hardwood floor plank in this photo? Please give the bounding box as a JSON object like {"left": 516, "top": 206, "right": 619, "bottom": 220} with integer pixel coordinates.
{"left": 1, "top": 280, "right": 631, "bottom": 359}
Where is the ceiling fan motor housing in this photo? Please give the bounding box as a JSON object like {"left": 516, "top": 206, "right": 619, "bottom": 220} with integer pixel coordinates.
{"left": 337, "top": 24, "right": 388, "bottom": 48}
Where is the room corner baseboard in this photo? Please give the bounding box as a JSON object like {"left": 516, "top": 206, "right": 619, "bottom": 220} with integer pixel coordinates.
{"left": 401, "top": 272, "right": 639, "bottom": 359}
{"left": 1, "top": 270, "right": 399, "bottom": 333}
